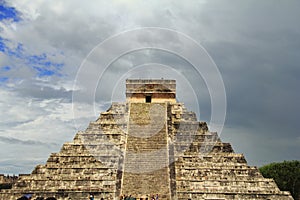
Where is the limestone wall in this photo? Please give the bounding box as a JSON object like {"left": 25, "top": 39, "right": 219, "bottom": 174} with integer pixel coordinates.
{"left": 126, "top": 79, "right": 176, "bottom": 103}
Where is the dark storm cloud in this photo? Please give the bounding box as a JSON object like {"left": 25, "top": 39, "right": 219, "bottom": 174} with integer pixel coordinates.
{"left": 207, "top": 40, "right": 300, "bottom": 129}
{"left": 197, "top": 0, "right": 300, "bottom": 165}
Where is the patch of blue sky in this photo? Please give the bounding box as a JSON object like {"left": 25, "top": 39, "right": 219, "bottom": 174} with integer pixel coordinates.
{"left": 5, "top": 43, "right": 24, "bottom": 59}
{"left": 27, "top": 53, "right": 47, "bottom": 64}
{"left": 43, "top": 61, "right": 64, "bottom": 70}
{"left": 0, "top": 37, "right": 64, "bottom": 77}
{"left": 27, "top": 54, "right": 64, "bottom": 77}
{"left": 0, "top": 37, "right": 7, "bottom": 52}
{"left": 0, "top": 37, "right": 24, "bottom": 58}
{"left": 0, "top": 77, "right": 8, "bottom": 82}
{"left": 1, "top": 66, "right": 11, "bottom": 71}
{"left": 33, "top": 66, "right": 56, "bottom": 77}
{"left": 31, "top": 63, "right": 63, "bottom": 77}
{"left": 0, "top": 2, "right": 21, "bottom": 22}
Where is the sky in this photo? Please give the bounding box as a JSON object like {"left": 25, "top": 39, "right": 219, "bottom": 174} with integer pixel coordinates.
{"left": 0, "top": 0, "right": 299, "bottom": 175}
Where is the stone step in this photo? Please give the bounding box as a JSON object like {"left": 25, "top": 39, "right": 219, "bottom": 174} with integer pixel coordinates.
{"left": 121, "top": 103, "right": 171, "bottom": 199}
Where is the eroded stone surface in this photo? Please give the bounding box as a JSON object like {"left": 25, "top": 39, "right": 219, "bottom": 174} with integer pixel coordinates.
{"left": 0, "top": 79, "right": 294, "bottom": 200}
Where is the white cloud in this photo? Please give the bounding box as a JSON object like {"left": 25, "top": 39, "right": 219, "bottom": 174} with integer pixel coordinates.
{"left": 0, "top": 88, "right": 103, "bottom": 173}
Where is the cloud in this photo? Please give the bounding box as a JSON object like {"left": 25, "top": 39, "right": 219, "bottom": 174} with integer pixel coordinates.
{"left": 0, "top": 88, "right": 101, "bottom": 173}
{"left": 0, "top": 135, "right": 57, "bottom": 147}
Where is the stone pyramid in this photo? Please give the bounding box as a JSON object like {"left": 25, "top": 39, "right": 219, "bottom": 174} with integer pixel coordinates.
{"left": 0, "top": 79, "right": 294, "bottom": 200}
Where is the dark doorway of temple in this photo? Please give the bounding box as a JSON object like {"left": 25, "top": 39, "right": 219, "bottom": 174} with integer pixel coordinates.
{"left": 146, "top": 96, "right": 152, "bottom": 103}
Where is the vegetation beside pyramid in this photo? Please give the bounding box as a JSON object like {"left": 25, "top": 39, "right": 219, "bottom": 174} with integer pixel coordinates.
{"left": 0, "top": 79, "right": 294, "bottom": 200}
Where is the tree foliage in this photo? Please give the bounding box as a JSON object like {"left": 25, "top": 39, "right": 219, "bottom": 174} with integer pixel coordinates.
{"left": 259, "top": 160, "right": 300, "bottom": 200}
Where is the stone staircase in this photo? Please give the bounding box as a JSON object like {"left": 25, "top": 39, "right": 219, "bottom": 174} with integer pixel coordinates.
{"left": 121, "top": 103, "right": 171, "bottom": 199}
{"left": 0, "top": 103, "right": 128, "bottom": 200}
{"left": 168, "top": 103, "right": 293, "bottom": 200}
{"left": 0, "top": 101, "right": 294, "bottom": 200}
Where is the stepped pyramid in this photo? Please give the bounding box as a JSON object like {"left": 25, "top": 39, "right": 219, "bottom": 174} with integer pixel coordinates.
{"left": 0, "top": 79, "right": 294, "bottom": 200}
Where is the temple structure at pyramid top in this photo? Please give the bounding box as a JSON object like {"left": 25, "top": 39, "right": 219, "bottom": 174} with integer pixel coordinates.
{"left": 0, "top": 79, "right": 294, "bottom": 200}
{"left": 126, "top": 79, "right": 176, "bottom": 103}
